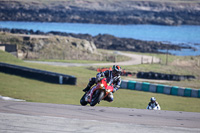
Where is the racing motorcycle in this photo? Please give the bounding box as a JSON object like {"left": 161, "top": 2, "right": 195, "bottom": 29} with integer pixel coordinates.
{"left": 80, "top": 78, "right": 114, "bottom": 106}
{"left": 147, "top": 104, "right": 161, "bottom": 110}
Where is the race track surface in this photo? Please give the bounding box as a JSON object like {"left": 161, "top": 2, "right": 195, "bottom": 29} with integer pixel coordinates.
{"left": 0, "top": 100, "right": 200, "bottom": 133}
{"left": 24, "top": 52, "right": 160, "bottom": 67}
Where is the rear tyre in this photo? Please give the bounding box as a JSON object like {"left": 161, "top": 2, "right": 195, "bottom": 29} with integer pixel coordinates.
{"left": 80, "top": 93, "right": 88, "bottom": 106}
{"left": 90, "top": 90, "right": 105, "bottom": 106}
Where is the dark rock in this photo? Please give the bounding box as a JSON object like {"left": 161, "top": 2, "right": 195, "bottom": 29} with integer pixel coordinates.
{"left": 0, "top": 1, "right": 200, "bottom": 25}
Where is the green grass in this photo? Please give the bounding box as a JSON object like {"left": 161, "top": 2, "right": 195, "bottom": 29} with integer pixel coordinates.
{"left": 0, "top": 50, "right": 23, "bottom": 64}
{"left": 109, "top": 89, "right": 200, "bottom": 112}
{"left": 1, "top": 50, "right": 200, "bottom": 112}
{"left": 0, "top": 72, "right": 200, "bottom": 112}
{"left": 112, "top": 51, "right": 200, "bottom": 89}
{"left": 0, "top": 72, "right": 81, "bottom": 104}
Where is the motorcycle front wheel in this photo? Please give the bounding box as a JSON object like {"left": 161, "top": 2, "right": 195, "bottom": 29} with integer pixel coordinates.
{"left": 80, "top": 93, "right": 88, "bottom": 106}
{"left": 90, "top": 90, "right": 105, "bottom": 106}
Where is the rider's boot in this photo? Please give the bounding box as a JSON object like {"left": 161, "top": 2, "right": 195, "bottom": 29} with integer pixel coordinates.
{"left": 82, "top": 85, "right": 91, "bottom": 92}
{"left": 83, "top": 78, "right": 95, "bottom": 92}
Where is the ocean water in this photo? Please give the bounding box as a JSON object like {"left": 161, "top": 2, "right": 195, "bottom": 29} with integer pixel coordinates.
{"left": 0, "top": 21, "right": 200, "bottom": 56}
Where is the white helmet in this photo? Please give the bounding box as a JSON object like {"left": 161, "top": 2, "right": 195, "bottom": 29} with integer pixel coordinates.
{"left": 150, "top": 97, "right": 156, "bottom": 103}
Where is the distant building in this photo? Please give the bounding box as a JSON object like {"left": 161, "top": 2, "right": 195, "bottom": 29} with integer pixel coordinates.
{"left": 0, "top": 44, "right": 17, "bottom": 52}
{"left": 0, "top": 44, "right": 22, "bottom": 58}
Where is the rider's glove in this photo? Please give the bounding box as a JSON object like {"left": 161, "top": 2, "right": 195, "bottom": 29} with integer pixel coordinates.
{"left": 113, "top": 87, "right": 118, "bottom": 93}
{"left": 95, "top": 73, "right": 101, "bottom": 83}
{"left": 95, "top": 78, "right": 100, "bottom": 83}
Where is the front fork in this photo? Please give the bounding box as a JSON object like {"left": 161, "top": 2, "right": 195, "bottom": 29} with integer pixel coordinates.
{"left": 85, "top": 92, "right": 90, "bottom": 102}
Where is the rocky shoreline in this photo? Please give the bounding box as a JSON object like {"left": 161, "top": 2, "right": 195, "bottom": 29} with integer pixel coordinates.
{"left": 0, "top": 0, "right": 200, "bottom": 25}
{"left": 0, "top": 28, "right": 194, "bottom": 54}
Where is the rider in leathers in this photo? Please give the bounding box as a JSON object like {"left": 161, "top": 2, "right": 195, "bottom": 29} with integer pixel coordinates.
{"left": 83, "top": 65, "right": 122, "bottom": 102}
{"left": 147, "top": 97, "right": 161, "bottom": 110}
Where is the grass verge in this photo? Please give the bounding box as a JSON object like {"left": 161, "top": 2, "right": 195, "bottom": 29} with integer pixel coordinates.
{"left": 0, "top": 72, "right": 200, "bottom": 112}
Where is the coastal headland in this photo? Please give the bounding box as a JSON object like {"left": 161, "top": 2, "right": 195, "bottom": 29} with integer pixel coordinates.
{"left": 1, "top": 28, "right": 191, "bottom": 56}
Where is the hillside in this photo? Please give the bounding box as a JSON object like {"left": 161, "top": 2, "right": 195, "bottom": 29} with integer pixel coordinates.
{"left": 0, "top": 0, "right": 200, "bottom": 25}
{"left": 0, "top": 32, "right": 132, "bottom": 62}
{"left": 0, "top": 32, "right": 97, "bottom": 60}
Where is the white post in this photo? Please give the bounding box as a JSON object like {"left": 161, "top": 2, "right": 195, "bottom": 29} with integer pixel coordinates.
{"left": 141, "top": 56, "right": 143, "bottom": 64}
{"left": 59, "top": 76, "right": 63, "bottom": 84}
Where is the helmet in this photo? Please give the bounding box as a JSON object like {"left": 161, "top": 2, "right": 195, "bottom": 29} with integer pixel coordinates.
{"left": 112, "top": 65, "right": 122, "bottom": 76}
{"left": 150, "top": 97, "right": 156, "bottom": 103}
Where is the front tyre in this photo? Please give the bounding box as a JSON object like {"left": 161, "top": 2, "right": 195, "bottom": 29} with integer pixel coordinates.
{"left": 90, "top": 90, "right": 105, "bottom": 106}
{"left": 80, "top": 93, "right": 88, "bottom": 106}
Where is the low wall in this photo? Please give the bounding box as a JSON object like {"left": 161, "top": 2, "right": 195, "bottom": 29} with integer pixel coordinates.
{"left": 120, "top": 80, "right": 200, "bottom": 98}
{"left": 0, "top": 62, "right": 77, "bottom": 85}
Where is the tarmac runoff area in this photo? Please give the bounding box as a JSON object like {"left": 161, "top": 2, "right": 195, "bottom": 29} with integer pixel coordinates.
{"left": 0, "top": 100, "right": 200, "bottom": 133}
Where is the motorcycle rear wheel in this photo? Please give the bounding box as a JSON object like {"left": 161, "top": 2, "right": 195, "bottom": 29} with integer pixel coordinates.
{"left": 80, "top": 93, "right": 88, "bottom": 106}
{"left": 90, "top": 90, "right": 105, "bottom": 106}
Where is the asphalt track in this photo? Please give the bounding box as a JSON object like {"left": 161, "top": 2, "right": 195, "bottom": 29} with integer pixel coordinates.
{"left": 0, "top": 100, "right": 200, "bottom": 133}
{"left": 24, "top": 52, "right": 160, "bottom": 67}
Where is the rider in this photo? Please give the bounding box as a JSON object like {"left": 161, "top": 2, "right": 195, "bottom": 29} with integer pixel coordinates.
{"left": 83, "top": 65, "right": 122, "bottom": 102}
{"left": 146, "top": 97, "right": 161, "bottom": 110}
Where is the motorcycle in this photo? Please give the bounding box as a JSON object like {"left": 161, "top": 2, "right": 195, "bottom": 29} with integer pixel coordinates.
{"left": 80, "top": 78, "right": 114, "bottom": 106}
{"left": 147, "top": 104, "right": 161, "bottom": 110}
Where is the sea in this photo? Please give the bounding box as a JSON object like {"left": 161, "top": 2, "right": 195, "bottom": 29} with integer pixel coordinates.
{"left": 0, "top": 21, "right": 200, "bottom": 56}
